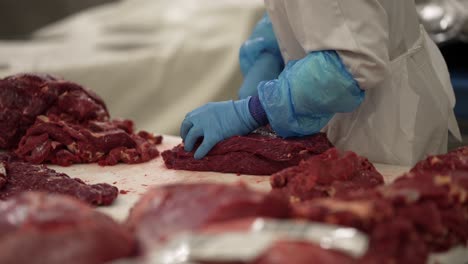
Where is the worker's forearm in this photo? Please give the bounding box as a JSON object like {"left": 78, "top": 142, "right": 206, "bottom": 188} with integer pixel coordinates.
{"left": 256, "top": 51, "right": 365, "bottom": 137}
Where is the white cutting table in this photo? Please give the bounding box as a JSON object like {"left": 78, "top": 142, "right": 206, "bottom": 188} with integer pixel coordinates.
{"left": 49, "top": 134, "right": 467, "bottom": 264}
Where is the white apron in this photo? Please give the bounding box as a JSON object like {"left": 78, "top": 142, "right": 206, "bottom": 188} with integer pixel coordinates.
{"left": 264, "top": 0, "right": 461, "bottom": 166}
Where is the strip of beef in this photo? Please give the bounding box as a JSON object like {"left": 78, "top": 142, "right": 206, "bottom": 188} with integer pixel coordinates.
{"left": 0, "top": 73, "right": 162, "bottom": 166}
{"left": 0, "top": 192, "right": 135, "bottom": 264}
{"left": 0, "top": 73, "right": 108, "bottom": 149}
{"left": 270, "top": 148, "right": 384, "bottom": 201}
{"left": 15, "top": 116, "right": 162, "bottom": 166}
{"left": 0, "top": 156, "right": 118, "bottom": 205}
{"left": 127, "top": 183, "right": 290, "bottom": 252}
{"left": 162, "top": 129, "right": 333, "bottom": 175}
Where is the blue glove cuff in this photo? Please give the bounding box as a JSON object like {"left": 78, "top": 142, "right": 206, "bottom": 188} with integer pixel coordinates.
{"left": 248, "top": 96, "right": 268, "bottom": 126}
{"left": 233, "top": 97, "right": 261, "bottom": 131}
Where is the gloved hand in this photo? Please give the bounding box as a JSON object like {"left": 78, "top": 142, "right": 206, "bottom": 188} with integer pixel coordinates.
{"left": 238, "top": 52, "right": 283, "bottom": 99}
{"left": 239, "top": 13, "right": 283, "bottom": 77}
{"left": 181, "top": 98, "right": 260, "bottom": 159}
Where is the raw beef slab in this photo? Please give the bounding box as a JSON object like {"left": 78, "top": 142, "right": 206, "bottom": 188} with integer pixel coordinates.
{"left": 0, "top": 192, "right": 135, "bottom": 264}
{"left": 162, "top": 130, "right": 333, "bottom": 175}
{"left": 0, "top": 153, "right": 118, "bottom": 205}
{"left": 0, "top": 73, "right": 162, "bottom": 166}
{"left": 270, "top": 148, "right": 385, "bottom": 201}
{"left": 126, "top": 183, "right": 290, "bottom": 252}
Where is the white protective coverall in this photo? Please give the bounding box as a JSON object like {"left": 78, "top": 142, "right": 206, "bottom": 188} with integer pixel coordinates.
{"left": 264, "top": 0, "right": 461, "bottom": 166}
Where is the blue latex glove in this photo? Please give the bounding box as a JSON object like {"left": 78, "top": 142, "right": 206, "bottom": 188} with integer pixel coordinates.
{"left": 238, "top": 52, "right": 283, "bottom": 99}
{"left": 181, "top": 98, "right": 260, "bottom": 159}
{"left": 258, "top": 51, "right": 365, "bottom": 137}
{"left": 239, "top": 13, "right": 283, "bottom": 77}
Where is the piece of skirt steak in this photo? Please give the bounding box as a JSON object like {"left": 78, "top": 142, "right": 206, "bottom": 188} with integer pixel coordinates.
{"left": 162, "top": 129, "right": 333, "bottom": 175}
{"left": 0, "top": 73, "right": 162, "bottom": 166}
{"left": 126, "top": 183, "right": 290, "bottom": 251}
{"left": 15, "top": 115, "right": 162, "bottom": 166}
{"left": 0, "top": 156, "right": 118, "bottom": 205}
{"left": 0, "top": 192, "right": 135, "bottom": 264}
{"left": 270, "top": 148, "right": 384, "bottom": 201}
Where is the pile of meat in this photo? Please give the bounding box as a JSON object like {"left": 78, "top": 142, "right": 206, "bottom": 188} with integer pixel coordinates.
{"left": 0, "top": 192, "right": 135, "bottom": 264}
{"left": 162, "top": 128, "right": 333, "bottom": 175}
{"left": 0, "top": 73, "right": 162, "bottom": 166}
{"left": 128, "top": 147, "right": 468, "bottom": 264}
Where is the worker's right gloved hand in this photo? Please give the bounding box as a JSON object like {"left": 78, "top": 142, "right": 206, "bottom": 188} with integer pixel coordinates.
{"left": 239, "top": 13, "right": 284, "bottom": 99}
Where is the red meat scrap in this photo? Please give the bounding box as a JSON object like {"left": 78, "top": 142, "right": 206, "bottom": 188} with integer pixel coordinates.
{"left": 411, "top": 146, "right": 468, "bottom": 173}
{"left": 126, "top": 183, "right": 290, "bottom": 251}
{"left": 0, "top": 73, "right": 162, "bottom": 166}
{"left": 15, "top": 115, "right": 162, "bottom": 166}
{"left": 270, "top": 148, "right": 384, "bottom": 202}
{"left": 0, "top": 192, "right": 135, "bottom": 264}
{"left": 0, "top": 157, "right": 118, "bottom": 206}
{"left": 162, "top": 130, "right": 333, "bottom": 175}
{"left": 0, "top": 73, "right": 108, "bottom": 149}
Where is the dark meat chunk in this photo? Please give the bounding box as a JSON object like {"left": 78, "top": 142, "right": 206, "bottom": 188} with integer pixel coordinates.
{"left": 0, "top": 73, "right": 108, "bottom": 149}
{"left": 270, "top": 148, "right": 384, "bottom": 201}
{"left": 162, "top": 129, "right": 333, "bottom": 175}
{"left": 127, "top": 183, "right": 290, "bottom": 251}
{"left": 411, "top": 146, "right": 468, "bottom": 173}
{"left": 0, "top": 192, "right": 135, "bottom": 264}
{"left": 291, "top": 198, "right": 429, "bottom": 264}
{"left": 15, "top": 116, "right": 162, "bottom": 166}
{"left": 0, "top": 73, "right": 162, "bottom": 166}
{"left": 0, "top": 158, "right": 118, "bottom": 205}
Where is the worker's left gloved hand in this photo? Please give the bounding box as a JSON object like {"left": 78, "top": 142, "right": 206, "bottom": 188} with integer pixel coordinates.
{"left": 181, "top": 98, "right": 260, "bottom": 159}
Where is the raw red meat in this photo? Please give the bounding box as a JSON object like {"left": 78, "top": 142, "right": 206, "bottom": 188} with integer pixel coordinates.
{"left": 270, "top": 148, "right": 384, "bottom": 201}
{"left": 162, "top": 129, "right": 333, "bottom": 175}
{"left": 126, "top": 183, "right": 290, "bottom": 251}
{"left": 0, "top": 73, "right": 162, "bottom": 166}
{"left": 411, "top": 146, "right": 468, "bottom": 173}
{"left": 0, "top": 73, "right": 108, "bottom": 149}
{"left": 15, "top": 115, "right": 162, "bottom": 166}
{"left": 0, "top": 156, "right": 118, "bottom": 205}
{"left": 0, "top": 192, "right": 135, "bottom": 264}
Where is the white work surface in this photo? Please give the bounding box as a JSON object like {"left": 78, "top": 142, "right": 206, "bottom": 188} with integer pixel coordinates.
{"left": 50, "top": 135, "right": 410, "bottom": 222}
{"left": 50, "top": 135, "right": 468, "bottom": 264}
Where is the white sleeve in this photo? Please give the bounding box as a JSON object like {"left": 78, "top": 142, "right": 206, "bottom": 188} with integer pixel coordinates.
{"left": 282, "top": 0, "right": 390, "bottom": 90}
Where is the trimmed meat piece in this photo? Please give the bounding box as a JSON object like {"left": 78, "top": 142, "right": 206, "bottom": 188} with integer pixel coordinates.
{"left": 0, "top": 158, "right": 118, "bottom": 206}
{"left": 0, "top": 73, "right": 162, "bottom": 166}
{"left": 127, "top": 183, "right": 290, "bottom": 251}
{"left": 270, "top": 148, "right": 384, "bottom": 201}
{"left": 15, "top": 116, "right": 162, "bottom": 166}
{"left": 162, "top": 129, "right": 333, "bottom": 175}
{"left": 0, "top": 74, "right": 108, "bottom": 149}
{"left": 0, "top": 192, "right": 135, "bottom": 264}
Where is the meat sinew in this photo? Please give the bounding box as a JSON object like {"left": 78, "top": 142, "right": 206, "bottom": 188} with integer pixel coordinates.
{"left": 0, "top": 192, "right": 135, "bottom": 264}
{"left": 162, "top": 129, "right": 333, "bottom": 175}
{"left": 127, "top": 183, "right": 290, "bottom": 251}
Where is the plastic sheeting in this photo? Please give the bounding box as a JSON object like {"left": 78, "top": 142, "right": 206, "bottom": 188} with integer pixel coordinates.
{"left": 0, "top": 0, "right": 265, "bottom": 135}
